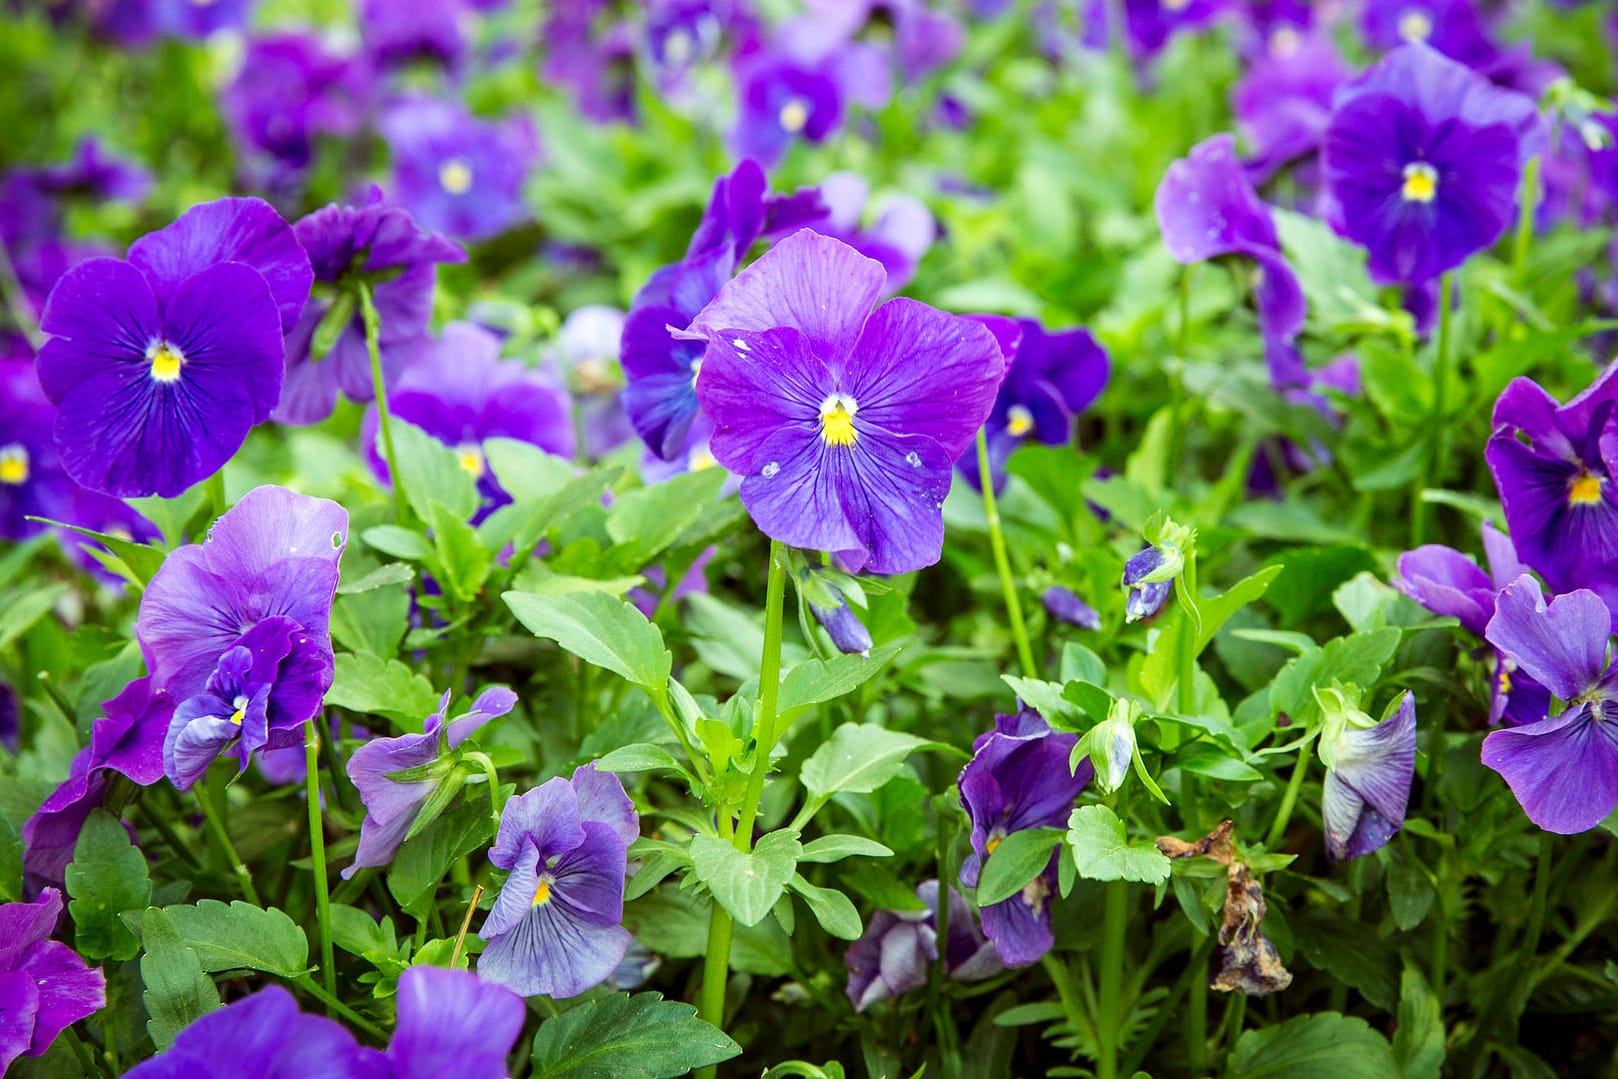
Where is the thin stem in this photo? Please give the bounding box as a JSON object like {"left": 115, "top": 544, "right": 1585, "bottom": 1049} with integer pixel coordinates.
{"left": 1097, "top": 879, "right": 1130, "bottom": 1079}
{"left": 304, "top": 719, "right": 336, "bottom": 1003}
{"left": 1168, "top": 265, "right": 1194, "bottom": 477}
{"left": 1411, "top": 272, "right": 1455, "bottom": 546}
{"left": 204, "top": 470, "right": 227, "bottom": 522}
{"left": 1177, "top": 551, "right": 1199, "bottom": 714}
{"left": 294, "top": 976, "right": 387, "bottom": 1041}
{"left": 1512, "top": 155, "right": 1541, "bottom": 290}
{"left": 450, "top": 884, "right": 485, "bottom": 968}
{"left": 134, "top": 796, "right": 202, "bottom": 870}
{"left": 1040, "top": 954, "right": 1092, "bottom": 1066}
{"left": 1224, "top": 993, "right": 1247, "bottom": 1057}
{"left": 195, "top": 786, "right": 260, "bottom": 905}
{"left": 357, "top": 280, "right": 408, "bottom": 523}
{"left": 976, "top": 429, "right": 1037, "bottom": 679}
{"left": 1265, "top": 742, "right": 1313, "bottom": 851}
{"left": 0, "top": 235, "right": 42, "bottom": 350}
{"left": 734, "top": 539, "right": 790, "bottom": 846}
{"left": 1121, "top": 930, "right": 1218, "bottom": 1076}
{"left": 1522, "top": 833, "right": 1554, "bottom": 968}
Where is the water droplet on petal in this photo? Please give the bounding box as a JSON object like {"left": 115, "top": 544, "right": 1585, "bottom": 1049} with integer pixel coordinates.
{"left": 761, "top": 461, "right": 780, "bottom": 478}
{"left": 905, "top": 451, "right": 922, "bottom": 467}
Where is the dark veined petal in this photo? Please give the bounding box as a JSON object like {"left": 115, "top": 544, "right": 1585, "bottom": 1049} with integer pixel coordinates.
{"left": 386, "top": 967, "right": 524, "bottom": 1079}
{"left": 475, "top": 896, "right": 632, "bottom": 1000}
{"left": 35, "top": 257, "right": 160, "bottom": 402}
{"left": 481, "top": 846, "right": 544, "bottom": 941}
{"left": 833, "top": 428, "right": 956, "bottom": 575}
{"left": 695, "top": 325, "right": 833, "bottom": 475}
{"left": 137, "top": 549, "right": 252, "bottom": 702}
{"left": 1393, "top": 544, "right": 1494, "bottom": 636}
{"left": 1487, "top": 432, "right": 1618, "bottom": 594}
{"left": 845, "top": 912, "right": 934, "bottom": 1012}
{"left": 1482, "top": 701, "right": 1618, "bottom": 834}
{"left": 1484, "top": 577, "right": 1610, "bottom": 702}
{"left": 547, "top": 823, "right": 629, "bottom": 925}
{"left": 0, "top": 888, "right": 66, "bottom": 969}
{"left": 163, "top": 261, "right": 287, "bottom": 425}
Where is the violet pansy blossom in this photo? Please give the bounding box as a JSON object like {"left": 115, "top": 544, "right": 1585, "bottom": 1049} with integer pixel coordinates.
{"left": 959, "top": 709, "right": 1091, "bottom": 967}
{"left": 552, "top": 304, "right": 637, "bottom": 459}
{"left": 35, "top": 197, "right": 311, "bottom": 497}
{"left": 845, "top": 880, "right": 1001, "bottom": 1012}
{"left": 0, "top": 888, "right": 106, "bottom": 1073}
{"left": 1486, "top": 363, "right": 1618, "bottom": 596}
{"left": 379, "top": 96, "right": 539, "bottom": 243}
{"left": 1482, "top": 577, "right": 1618, "bottom": 834}
{"left": 136, "top": 486, "right": 347, "bottom": 788}
{"left": 814, "top": 170, "right": 936, "bottom": 295}
{"left": 1322, "top": 42, "right": 1538, "bottom": 285}
{"left": 478, "top": 766, "right": 640, "bottom": 998}
{"left": 1316, "top": 688, "right": 1418, "bottom": 860}
{"left": 1232, "top": 30, "right": 1352, "bottom": 186}
{"left": 688, "top": 230, "right": 1005, "bottom": 575}
{"left": 344, "top": 687, "right": 518, "bottom": 877}
{"left": 0, "top": 357, "right": 74, "bottom": 540}
{"left": 222, "top": 33, "right": 373, "bottom": 174}
{"left": 1359, "top": 0, "right": 1500, "bottom": 72}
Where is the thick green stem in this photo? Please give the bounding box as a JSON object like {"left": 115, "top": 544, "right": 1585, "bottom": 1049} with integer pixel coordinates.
{"left": 304, "top": 719, "right": 337, "bottom": 1003}
{"left": 204, "top": 470, "right": 227, "bottom": 522}
{"left": 1096, "top": 880, "right": 1130, "bottom": 1079}
{"left": 196, "top": 787, "right": 259, "bottom": 905}
{"left": 1412, "top": 273, "right": 1455, "bottom": 546}
{"left": 357, "top": 281, "right": 409, "bottom": 523}
{"left": 1265, "top": 743, "right": 1313, "bottom": 851}
{"left": 976, "top": 429, "right": 1037, "bottom": 679}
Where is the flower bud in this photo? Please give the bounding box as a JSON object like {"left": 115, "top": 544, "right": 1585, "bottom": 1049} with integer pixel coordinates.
{"left": 1042, "top": 585, "right": 1100, "bottom": 629}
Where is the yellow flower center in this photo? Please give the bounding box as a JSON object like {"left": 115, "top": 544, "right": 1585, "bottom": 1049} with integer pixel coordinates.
{"left": 0, "top": 444, "right": 28, "bottom": 485}
{"left": 1397, "top": 9, "right": 1434, "bottom": 42}
{"left": 532, "top": 875, "right": 553, "bottom": 906}
{"left": 148, "top": 341, "right": 185, "bottom": 383}
{"left": 985, "top": 832, "right": 1003, "bottom": 856}
{"left": 1570, "top": 472, "right": 1604, "bottom": 506}
{"left": 778, "top": 99, "right": 810, "bottom": 134}
{"left": 1498, "top": 664, "right": 1512, "bottom": 696}
{"left": 456, "top": 446, "right": 485, "bottom": 479}
{"left": 229, "top": 694, "right": 249, "bottom": 726}
{"left": 690, "top": 447, "right": 718, "bottom": 472}
{"left": 1006, "top": 405, "right": 1035, "bottom": 439}
{"left": 819, "top": 394, "right": 859, "bottom": 448}
{"left": 1401, "top": 162, "right": 1439, "bottom": 204}
{"left": 438, "top": 158, "right": 474, "bottom": 195}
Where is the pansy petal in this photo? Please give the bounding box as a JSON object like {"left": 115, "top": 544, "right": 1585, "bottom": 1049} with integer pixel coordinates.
{"left": 445, "top": 687, "right": 518, "bottom": 749}
{"left": 735, "top": 425, "right": 865, "bottom": 564}
{"left": 477, "top": 902, "right": 631, "bottom": 999}
{"left": 978, "top": 864, "right": 1057, "bottom": 968}
{"left": 203, "top": 485, "right": 348, "bottom": 583}
{"left": 695, "top": 326, "right": 831, "bottom": 473}
{"left": 1482, "top": 702, "right": 1618, "bottom": 834}
{"left": 488, "top": 778, "right": 585, "bottom": 870}
{"left": 0, "top": 969, "right": 40, "bottom": 1075}
{"left": 0, "top": 888, "right": 65, "bottom": 969}
{"left": 1393, "top": 544, "right": 1494, "bottom": 636}
{"left": 163, "top": 262, "right": 286, "bottom": 425}
{"left": 387, "top": 967, "right": 525, "bottom": 1079}
{"left": 18, "top": 940, "right": 106, "bottom": 1055}
{"left": 568, "top": 764, "right": 639, "bottom": 848}
{"left": 1484, "top": 576, "right": 1610, "bottom": 701}
{"left": 35, "top": 258, "right": 160, "bottom": 402}
{"left": 836, "top": 430, "right": 957, "bottom": 576}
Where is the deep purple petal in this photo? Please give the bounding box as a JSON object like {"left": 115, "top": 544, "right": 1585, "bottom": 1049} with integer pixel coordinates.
{"left": 0, "top": 969, "right": 40, "bottom": 1074}
{"left": 17, "top": 939, "right": 105, "bottom": 1055}
{"left": 386, "top": 967, "right": 524, "bottom": 1079}
{"left": 1322, "top": 692, "right": 1416, "bottom": 859}
{"left": 696, "top": 325, "right": 832, "bottom": 474}
{"left": 1393, "top": 544, "right": 1494, "bottom": 636}
{"left": 0, "top": 888, "right": 65, "bottom": 969}
{"left": 1484, "top": 577, "right": 1610, "bottom": 701}
{"left": 978, "top": 864, "right": 1056, "bottom": 967}
{"left": 735, "top": 426, "right": 864, "bottom": 566}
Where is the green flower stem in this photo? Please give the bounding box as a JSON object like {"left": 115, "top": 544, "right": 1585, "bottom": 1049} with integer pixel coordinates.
{"left": 1512, "top": 155, "right": 1541, "bottom": 290}
{"left": 195, "top": 786, "right": 259, "bottom": 905}
{"left": 1265, "top": 739, "right": 1313, "bottom": 850}
{"left": 1120, "top": 929, "right": 1218, "bottom": 1076}
{"left": 1411, "top": 272, "right": 1455, "bottom": 546}
{"left": 357, "top": 281, "right": 409, "bottom": 524}
{"left": 976, "top": 428, "right": 1037, "bottom": 679}
{"left": 0, "top": 235, "right": 42, "bottom": 351}
{"left": 304, "top": 719, "right": 337, "bottom": 1003}
{"left": 1096, "top": 878, "right": 1130, "bottom": 1079}
{"left": 1177, "top": 551, "right": 1200, "bottom": 715}
{"left": 204, "top": 470, "right": 227, "bottom": 522}
{"left": 294, "top": 976, "right": 386, "bottom": 1041}
{"left": 699, "top": 539, "right": 789, "bottom": 1074}
{"left": 1522, "top": 833, "right": 1554, "bottom": 967}
{"left": 1224, "top": 993, "right": 1247, "bottom": 1056}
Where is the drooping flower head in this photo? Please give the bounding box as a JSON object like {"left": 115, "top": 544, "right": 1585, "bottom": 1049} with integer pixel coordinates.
{"left": 1485, "top": 362, "right": 1618, "bottom": 596}
{"left": 34, "top": 197, "right": 311, "bottom": 497}
{"left": 379, "top": 96, "right": 539, "bottom": 243}
{"left": 344, "top": 687, "right": 518, "bottom": 877}
{"left": 0, "top": 888, "right": 106, "bottom": 1073}
{"left": 844, "top": 880, "right": 1001, "bottom": 1012}
{"left": 1122, "top": 516, "right": 1193, "bottom": 624}
{"left": 277, "top": 188, "right": 466, "bottom": 425}
{"left": 478, "top": 766, "right": 640, "bottom": 998}
{"left": 1316, "top": 688, "right": 1417, "bottom": 860}
{"left": 958, "top": 709, "right": 1091, "bottom": 966}
{"left": 1482, "top": 576, "right": 1618, "bottom": 834}
{"left": 137, "top": 486, "right": 347, "bottom": 788}
{"left": 1322, "top": 42, "right": 1539, "bottom": 285}
{"left": 1043, "top": 585, "right": 1102, "bottom": 630}
{"left": 688, "top": 230, "right": 1005, "bottom": 574}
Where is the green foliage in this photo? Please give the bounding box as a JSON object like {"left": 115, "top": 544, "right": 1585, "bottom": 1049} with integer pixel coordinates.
{"left": 67, "top": 809, "right": 151, "bottom": 962}
{"left": 504, "top": 591, "right": 673, "bottom": 701}
{"left": 135, "top": 907, "right": 220, "bottom": 1051}
{"left": 528, "top": 992, "right": 740, "bottom": 1079}
{"left": 152, "top": 900, "right": 311, "bottom": 977}
{"left": 690, "top": 831, "right": 802, "bottom": 927}
{"left": 1227, "top": 1013, "right": 1398, "bottom": 1078}
{"left": 1065, "top": 806, "right": 1171, "bottom": 885}
{"left": 799, "top": 724, "right": 937, "bottom": 799}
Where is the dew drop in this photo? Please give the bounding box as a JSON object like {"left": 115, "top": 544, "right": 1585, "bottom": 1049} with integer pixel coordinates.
{"left": 904, "top": 451, "right": 922, "bottom": 467}
{"left": 732, "top": 337, "right": 749, "bottom": 351}
{"left": 761, "top": 461, "right": 781, "bottom": 478}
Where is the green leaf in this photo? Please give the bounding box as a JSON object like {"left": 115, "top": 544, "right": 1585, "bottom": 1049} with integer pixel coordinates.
{"left": 392, "top": 418, "right": 480, "bottom": 523}
{"left": 1271, "top": 628, "right": 1402, "bottom": 725}
{"left": 504, "top": 591, "right": 672, "bottom": 698}
{"left": 593, "top": 743, "right": 689, "bottom": 778}
{"left": 528, "top": 991, "right": 740, "bottom": 1079}
{"left": 136, "top": 906, "right": 220, "bottom": 1051}
{"left": 604, "top": 468, "right": 729, "bottom": 566}
{"left": 0, "top": 813, "right": 20, "bottom": 902}
{"left": 330, "top": 583, "right": 412, "bottom": 659}
{"left": 1228, "top": 1012, "right": 1398, "bottom": 1079}
{"left": 976, "top": 827, "right": 1064, "bottom": 905}
{"left": 777, "top": 645, "right": 902, "bottom": 716}
{"left": 843, "top": 864, "right": 928, "bottom": 912}
{"left": 689, "top": 831, "right": 801, "bottom": 927}
{"left": 127, "top": 486, "right": 208, "bottom": 547}
{"left": 326, "top": 651, "right": 443, "bottom": 727}
{"left": 798, "top": 835, "right": 894, "bottom": 863}
{"left": 484, "top": 439, "right": 579, "bottom": 502}
{"left": 1393, "top": 965, "right": 1446, "bottom": 1079}
{"left": 362, "top": 524, "right": 435, "bottom": 562}
{"left": 0, "top": 583, "right": 67, "bottom": 652}
{"left": 389, "top": 796, "right": 500, "bottom": 914}
{"left": 35, "top": 519, "right": 168, "bottom": 586}
{"left": 159, "top": 900, "right": 310, "bottom": 977}
{"left": 1001, "top": 676, "right": 1084, "bottom": 726}
{"left": 66, "top": 809, "right": 152, "bottom": 961}
{"left": 429, "top": 502, "right": 492, "bottom": 604}
{"left": 482, "top": 463, "right": 624, "bottom": 557}
{"left": 337, "top": 562, "right": 415, "bottom": 594}
{"left": 1065, "top": 805, "right": 1171, "bottom": 884}
{"left": 787, "top": 875, "right": 863, "bottom": 940}
{"left": 800, "top": 724, "right": 935, "bottom": 799}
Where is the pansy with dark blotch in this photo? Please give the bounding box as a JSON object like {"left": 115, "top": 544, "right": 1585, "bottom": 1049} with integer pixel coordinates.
{"left": 623, "top": 160, "right": 827, "bottom": 463}
{"left": 687, "top": 230, "right": 1005, "bottom": 575}
{"left": 136, "top": 486, "right": 347, "bottom": 788}
{"left": 360, "top": 0, "right": 471, "bottom": 71}
{"left": 379, "top": 96, "right": 539, "bottom": 243}
{"left": 959, "top": 709, "right": 1091, "bottom": 966}
{"left": 344, "top": 687, "right": 517, "bottom": 877}
{"left": 34, "top": 197, "right": 311, "bottom": 497}
{"left": 478, "top": 766, "right": 639, "bottom": 998}
{"left": 0, "top": 888, "right": 106, "bottom": 1073}
{"left": 362, "top": 321, "right": 574, "bottom": 518}
{"left": 277, "top": 188, "right": 465, "bottom": 425}
{"left": 1322, "top": 42, "right": 1538, "bottom": 285}
{"left": 1485, "top": 361, "right": 1618, "bottom": 595}
{"left": 845, "top": 879, "right": 1001, "bottom": 1012}
{"left": 1318, "top": 691, "right": 1417, "bottom": 860}
{"left": 1482, "top": 577, "right": 1618, "bottom": 834}
{"left": 1081, "top": 0, "right": 1230, "bottom": 61}
{"left": 957, "top": 317, "right": 1109, "bottom": 493}
{"left": 1155, "top": 134, "right": 1306, "bottom": 386}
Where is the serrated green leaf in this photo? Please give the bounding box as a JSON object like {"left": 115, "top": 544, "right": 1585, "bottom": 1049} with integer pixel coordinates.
{"left": 1065, "top": 805, "right": 1171, "bottom": 884}
{"left": 528, "top": 991, "right": 739, "bottom": 1079}
{"left": 159, "top": 900, "right": 310, "bottom": 977}
{"left": 326, "top": 651, "right": 442, "bottom": 728}
{"left": 689, "top": 831, "right": 801, "bottom": 927}
{"left": 504, "top": 591, "right": 672, "bottom": 698}
{"left": 787, "top": 874, "right": 862, "bottom": 940}
{"left": 800, "top": 724, "right": 935, "bottom": 799}
{"left": 136, "top": 906, "right": 220, "bottom": 1051}
{"left": 1228, "top": 1012, "right": 1397, "bottom": 1078}
{"left": 67, "top": 809, "right": 151, "bottom": 961}
{"left": 977, "top": 827, "right": 1064, "bottom": 905}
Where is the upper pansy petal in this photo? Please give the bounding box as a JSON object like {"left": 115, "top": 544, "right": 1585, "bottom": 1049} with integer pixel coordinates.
{"left": 846, "top": 298, "right": 1005, "bottom": 459}
{"left": 445, "top": 687, "right": 518, "bottom": 749}
{"left": 127, "top": 196, "right": 314, "bottom": 333}
{"left": 162, "top": 262, "right": 287, "bottom": 425}
{"left": 685, "top": 230, "right": 884, "bottom": 363}
{"left": 1484, "top": 576, "right": 1611, "bottom": 702}
{"left": 35, "top": 258, "right": 161, "bottom": 402}
{"left": 1482, "top": 702, "right": 1618, "bottom": 834}
{"left": 568, "top": 764, "right": 639, "bottom": 848}
{"left": 1393, "top": 545, "right": 1494, "bottom": 636}
{"left": 548, "top": 823, "right": 630, "bottom": 924}
{"left": 0, "top": 969, "right": 40, "bottom": 1074}
{"left": 488, "top": 777, "right": 585, "bottom": 870}
{"left": 1155, "top": 134, "right": 1277, "bottom": 263}
{"left": 0, "top": 888, "right": 65, "bottom": 969}
{"left": 387, "top": 967, "right": 525, "bottom": 1079}
{"left": 202, "top": 486, "right": 349, "bottom": 584}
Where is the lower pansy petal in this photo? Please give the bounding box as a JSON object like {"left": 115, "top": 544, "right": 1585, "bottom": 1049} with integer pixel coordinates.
{"left": 737, "top": 426, "right": 865, "bottom": 564}
{"left": 18, "top": 940, "right": 106, "bottom": 1055}
{"left": 979, "top": 866, "right": 1056, "bottom": 968}
{"left": 477, "top": 901, "right": 631, "bottom": 999}
{"left": 1481, "top": 703, "right": 1618, "bottom": 834}
{"left": 838, "top": 430, "right": 952, "bottom": 576}
{"left": 0, "top": 969, "right": 41, "bottom": 1074}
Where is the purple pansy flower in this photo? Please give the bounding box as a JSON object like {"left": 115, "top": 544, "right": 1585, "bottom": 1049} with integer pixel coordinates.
{"left": 958, "top": 318, "right": 1109, "bottom": 492}
{"left": 136, "top": 486, "right": 347, "bottom": 788}
{"left": 1082, "top": 0, "right": 1230, "bottom": 61}
{"left": 222, "top": 33, "right": 373, "bottom": 172}
{"left": 814, "top": 171, "right": 936, "bottom": 295}
{"left": 0, "top": 357, "right": 74, "bottom": 540}
{"left": 0, "top": 888, "right": 106, "bottom": 1073}
{"left": 360, "top": 0, "right": 471, "bottom": 70}
{"left": 1233, "top": 30, "right": 1352, "bottom": 186}
{"left": 345, "top": 687, "right": 518, "bottom": 877}
{"left": 1482, "top": 577, "right": 1618, "bottom": 834}
{"left": 277, "top": 188, "right": 465, "bottom": 425}
{"left": 0, "top": 681, "right": 16, "bottom": 754}
{"left": 384, "top": 965, "right": 526, "bottom": 1079}
{"left": 551, "top": 304, "right": 637, "bottom": 460}
{"left": 1157, "top": 134, "right": 1306, "bottom": 386}
{"left": 1322, "top": 42, "right": 1538, "bottom": 285}
{"left": 1122, "top": 546, "right": 1173, "bottom": 622}
{"left": 731, "top": 51, "right": 845, "bottom": 166}
{"left": 541, "top": 1, "right": 637, "bottom": 124}
{"left": 959, "top": 710, "right": 1090, "bottom": 966}
{"left": 688, "top": 230, "right": 1005, "bottom": 574}
{"left": 363, "top": 322, "right": 574, "bottom": 518}
{"left": 845, "top": 880, "right": 1001, "bottom": 1012}
{"left": 477, "top": 766, "right": 640, "bottom": 998}
{"left": 1360, "top": 0, "right": 1500, "bottom": 72}
{"left": 1318, "top": 690, "right": 1418, "bottom": 860}
{"left": 379, "top": 96, "right": 539, "bottom": 243}
{"left": 34, "top": 197, "right": 310, "bottom": 497}
{"left": 1043, "top": 586, "right": 1102, "bottom": 630}
{"left": 1485, "top": 363, "right": 1618, "bottom": 596}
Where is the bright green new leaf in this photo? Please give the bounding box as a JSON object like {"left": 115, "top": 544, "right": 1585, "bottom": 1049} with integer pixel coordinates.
{"left": 690, "top": 831, "right": 801, "bottom": 927}
{"left": 798, "top": 835, "right": 893, "bottom": 863}
{"left": 1066, "top": 805, "right": 1171, "bottom": 884}
{"left": 325, "top": 651, "right": 443, "bottom": 728}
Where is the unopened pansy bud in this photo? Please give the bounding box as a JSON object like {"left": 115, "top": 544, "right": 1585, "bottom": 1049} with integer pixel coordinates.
{"left": 810, "top": 594, "right": 874, "bottom": 655}
{"left": 1088, "top": 698, "right": 1139, "bottom": 795}
{"left": 1314, "top": 686, "right": 1416, "bottom": 860}
{"left": 798, "top": 559, "right": 874, "bottom": 655}
{"left": 1042, "top": 585, "right": 1101, "bottom": 630}
{"left": 1122, "top": 547, "right": 1173, "bottom": 622}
